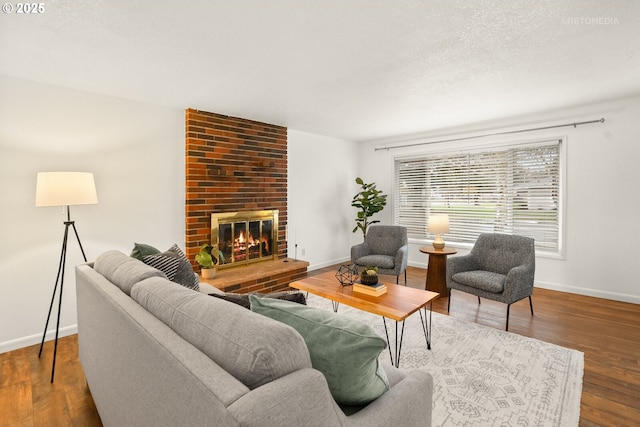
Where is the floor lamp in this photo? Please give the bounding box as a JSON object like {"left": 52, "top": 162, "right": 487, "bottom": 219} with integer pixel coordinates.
{"left": 36, "top": 171, "right": 98, "bottom": 383}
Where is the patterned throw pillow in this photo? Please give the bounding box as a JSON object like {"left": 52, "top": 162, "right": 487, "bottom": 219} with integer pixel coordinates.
{"left": 143, "top": 244, "right": 199, "bottom": 291}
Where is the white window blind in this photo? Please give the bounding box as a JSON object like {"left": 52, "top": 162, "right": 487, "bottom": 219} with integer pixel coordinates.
{"left": 394, "top": 140, "right": 561, "bottom": 252}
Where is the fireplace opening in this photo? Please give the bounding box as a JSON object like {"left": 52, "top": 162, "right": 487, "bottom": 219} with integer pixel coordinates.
{"left": 211, "top": 210, "right": 278, "bottom": 268}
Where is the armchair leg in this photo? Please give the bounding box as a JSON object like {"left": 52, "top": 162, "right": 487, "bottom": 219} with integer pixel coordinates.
{"left": 478, "top": 296, "right": 481, "bottom": 305}
{"left": 447, "top": 291, "right": 451, "bottom": 312}
{"left": 506, "top": 304, "right": 511, "bottom": 331}
{"left": 529, "top": 295, "right": 534, "bottom": 315}
{"left": 394, "top": 271, "right": 407, "bottom": 285}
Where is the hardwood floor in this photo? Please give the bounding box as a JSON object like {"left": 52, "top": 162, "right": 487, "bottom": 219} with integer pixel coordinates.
{"left": 311, "top": 265, "right": 640, "bottom": 426}
{"left": 1, "top": 265, "right": 638, "bottom": 426}
{"left": 0, "top": 336, "right": 101, "bottom": 427}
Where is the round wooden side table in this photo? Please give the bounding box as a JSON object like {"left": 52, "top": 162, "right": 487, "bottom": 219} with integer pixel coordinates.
{"left": 419, "top": 246, "right": 457, "bottom": 297}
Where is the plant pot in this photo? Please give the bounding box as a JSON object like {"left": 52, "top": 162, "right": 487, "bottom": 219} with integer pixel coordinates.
{"left": 201, "top": 268, "right": 217, "bottom": 280}
{"left": 361, "top": 274, "right": 378, "bottom": 286}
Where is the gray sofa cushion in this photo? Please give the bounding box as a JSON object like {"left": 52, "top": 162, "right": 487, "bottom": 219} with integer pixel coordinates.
{"left": 365, "top": 225, "right": 407, "bottom": 256}
{"left": 93, "top": 250, "right": 166, "bottom": 296}
{"left": 472, "top": 233, "right": 535, "bottom": 275}
{"left": 131, "top": 277, "right": 312, "bottom": 390}
{"left": 452, "top": 270, "right": 506, "bottom": 293}
{"left": 355, "top": 254, "right": 395, "bottom": 269}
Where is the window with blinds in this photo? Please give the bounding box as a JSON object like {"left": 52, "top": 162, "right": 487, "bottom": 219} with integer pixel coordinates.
{"left": 394, "top": 140, "right": 561, "bottom": 253}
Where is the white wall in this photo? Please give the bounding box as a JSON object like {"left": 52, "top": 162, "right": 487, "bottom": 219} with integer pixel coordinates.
{"left": 0, "top": 75, "right": 185, "bottom": 353}
{"left": 2, "top": 74, "right": 637, "bottom": 353}
{"left": 358, "top": 96, "right": 640, "bottom": 304}
{"left": 287, "top": 130, "right": 362, "bottom": 270}
{"left": 0, "top": 77, "right": 363, "bottom": 353}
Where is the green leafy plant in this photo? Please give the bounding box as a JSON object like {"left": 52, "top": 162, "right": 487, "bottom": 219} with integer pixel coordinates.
{"left": 195, "top": 244, "right": 224, "bottom": 269}
{"left": 360, "top": 266, "right": 379, "bottom": 285}
{"left": 351, "top": 177, "right": 387, "bottom": 237}
{"left": 362, "top": 266, "right": 378, "bottom": 277}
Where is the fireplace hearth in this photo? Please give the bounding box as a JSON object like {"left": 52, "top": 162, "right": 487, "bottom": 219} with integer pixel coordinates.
{"left": 211, "top": 210, "right": 278, "bottom": 269}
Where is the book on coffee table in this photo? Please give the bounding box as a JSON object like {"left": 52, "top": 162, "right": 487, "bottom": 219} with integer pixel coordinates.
{"left": 353, "top": 282, "right": 387, "bottom": 296}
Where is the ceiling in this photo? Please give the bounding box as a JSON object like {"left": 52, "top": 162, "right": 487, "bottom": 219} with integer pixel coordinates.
{"left": 1, "top": 1, "right": 639, "bottom": 142}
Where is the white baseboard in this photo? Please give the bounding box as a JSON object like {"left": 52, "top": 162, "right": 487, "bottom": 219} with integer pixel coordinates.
{"left": 411, "top": 260, "right": 639, "bottom": 304}
{"left": 307, "top": 256, "right": 351, "bottom": 271}
{"left": 534, "top": 280, "right": 640, "bottom": 305}
{"left": 408, "top": 260, "right": 428, "bottom": 269}
{"left": 0, "top": 324, "right": 78, "bottom": 355}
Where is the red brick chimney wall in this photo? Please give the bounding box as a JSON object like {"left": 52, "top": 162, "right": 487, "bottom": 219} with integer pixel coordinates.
{"left": 185, "top": 108, "right": 287, "bottom": 268}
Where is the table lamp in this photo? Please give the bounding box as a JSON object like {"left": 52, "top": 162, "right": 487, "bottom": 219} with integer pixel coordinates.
{"left": 35, "top": 171, "right": 98, "bottom": 382}
{"left": 428, "top": 214, "right": 449, "bottom": 250}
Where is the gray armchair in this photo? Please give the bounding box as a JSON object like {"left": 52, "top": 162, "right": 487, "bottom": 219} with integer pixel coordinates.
{"left": 351, "top": 225, "right": 409, "bottom": 284}
{"left": 446, "top": 233, "right": 535, "bottom": 330}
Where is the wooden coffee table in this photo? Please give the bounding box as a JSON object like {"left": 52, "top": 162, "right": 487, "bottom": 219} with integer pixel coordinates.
{"left": 289, "top": 271, "right": 439, "bottom": 368}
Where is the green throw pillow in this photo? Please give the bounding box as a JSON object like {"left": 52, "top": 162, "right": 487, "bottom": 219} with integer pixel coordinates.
{"left": 130, "top": 242, "right": 161, "bottom": 260}
{"left": 249, "top": 295, "right": 389, "bottom": 406}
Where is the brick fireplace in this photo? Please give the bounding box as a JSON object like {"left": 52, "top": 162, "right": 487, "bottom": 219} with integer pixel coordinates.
{"left": 185, "top": 109, "right": 306, "bottom": 293}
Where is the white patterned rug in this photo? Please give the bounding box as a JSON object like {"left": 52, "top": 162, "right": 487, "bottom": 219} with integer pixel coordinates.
{"left": 305, "top": 295, "right": 584, "bottom": 427}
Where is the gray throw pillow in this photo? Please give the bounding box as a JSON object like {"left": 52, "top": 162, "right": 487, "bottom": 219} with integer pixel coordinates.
{"left": 249, "top": 295, "right": 389, "bottom": 406}
{"left": 143, "top": 244, "right": 199, "bottom": 291}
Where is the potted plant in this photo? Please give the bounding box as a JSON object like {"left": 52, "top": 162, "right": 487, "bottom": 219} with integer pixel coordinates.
{"left": 360, "top": 266, "right": 379, "bottom": 286}
{"left": 351, "top": 177, "right": 387, "bottom": 237}
{"left": 195, "top": 244, "right": 222, "bottom": 279}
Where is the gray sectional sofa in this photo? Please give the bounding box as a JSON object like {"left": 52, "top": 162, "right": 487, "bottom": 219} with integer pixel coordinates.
{"left": 75, "top": 250, "right": 433, "bottom": 427}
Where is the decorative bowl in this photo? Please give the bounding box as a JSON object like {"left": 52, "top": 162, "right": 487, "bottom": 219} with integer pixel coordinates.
{"left": 360, "top": 273, "right": 378, "bottom": 286}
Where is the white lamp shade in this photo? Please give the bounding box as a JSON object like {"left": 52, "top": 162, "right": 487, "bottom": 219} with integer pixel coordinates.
{"left": 35, "top": 172, "right": 98, "bottom": 207}
{"left": 427, "top": 214, "right": 450, "bottom": 234}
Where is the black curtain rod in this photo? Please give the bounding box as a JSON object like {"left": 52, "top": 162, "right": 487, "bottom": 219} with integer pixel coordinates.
{"left": 374, "top": 117, "right": 605, "bottom": 151}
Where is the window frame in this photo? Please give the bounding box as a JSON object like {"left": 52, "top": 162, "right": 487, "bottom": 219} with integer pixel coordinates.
{"left": 392, "top": 136, "right": 566, "bottom": 259}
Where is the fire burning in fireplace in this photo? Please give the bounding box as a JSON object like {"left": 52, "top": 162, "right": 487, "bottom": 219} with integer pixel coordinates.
{"left": 211, "top": 210, "right": 278, "bottom": 268}
{"left": 232, "top": 230, "right": 270, "bottom": 261}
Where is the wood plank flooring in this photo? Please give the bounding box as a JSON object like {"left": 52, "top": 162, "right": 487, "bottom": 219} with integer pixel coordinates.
{"left": 0, "top": 336, "right": 101, "bottom": 427}
{"left": 311, "top": 265, "right": 640, "bottom": 427}
{"left": 1, "top": 265, "right": 638, "bottom": 426}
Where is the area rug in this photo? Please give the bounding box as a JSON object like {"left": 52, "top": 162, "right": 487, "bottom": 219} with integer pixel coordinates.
{"left": 305, "top": 295, "right": 584, "bottom": 426}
